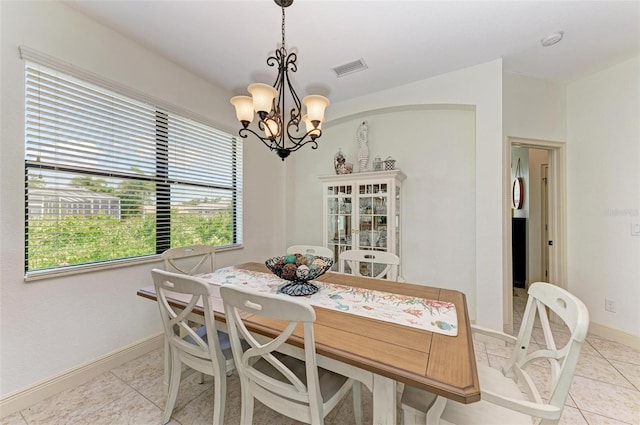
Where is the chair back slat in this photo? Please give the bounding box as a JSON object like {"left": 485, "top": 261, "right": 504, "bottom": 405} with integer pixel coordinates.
{"left": 505, "top": 282, "right": 590, "bottom": 415}
{"left": 152, "top": 269, "right": 225, "bottom": 361}
{"left": 339, "top": 249, "right": 400, "bottom": 280}
{"left": 151, "top": 268, "right": 237, "bottom": 425}
{"left": 287, "top": 245, "right": 334, "bottom": 261}
{"left": 162, "top": 245, "right": 216, "bottom": 276}
{"left": 400, "top": 281, "right": 588, "bottom": 425}
{"left": 220, "top": 285, "right": 326, "bottom": 423}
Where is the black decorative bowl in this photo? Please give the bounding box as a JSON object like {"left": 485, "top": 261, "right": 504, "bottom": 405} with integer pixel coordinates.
{"left": 265, "top": 254, "right": 333, "bottom": 296}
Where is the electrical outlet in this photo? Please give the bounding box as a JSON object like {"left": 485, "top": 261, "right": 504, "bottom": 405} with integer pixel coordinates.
{"left": 605, "top": 298, "right": 617, "bottom": 313}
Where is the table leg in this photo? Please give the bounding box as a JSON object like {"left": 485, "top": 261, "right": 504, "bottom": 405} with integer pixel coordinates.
{"left": 372, "top": 373, "right": 397, "bottom": 425}
{"left": 426, "top": 396, "right": 447, "bottom": 425}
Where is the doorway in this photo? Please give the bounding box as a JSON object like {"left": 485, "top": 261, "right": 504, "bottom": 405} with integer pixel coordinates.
{"left": 541, "top": 164, "right": 549, "bottom": 282}
{"left": 504, "top": 138, "right": 567, "bottom": 333}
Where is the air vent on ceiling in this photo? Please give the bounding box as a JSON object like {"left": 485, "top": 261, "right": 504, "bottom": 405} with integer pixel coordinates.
{"left": 332, "top": 59, "right": 367, "bottom": 77}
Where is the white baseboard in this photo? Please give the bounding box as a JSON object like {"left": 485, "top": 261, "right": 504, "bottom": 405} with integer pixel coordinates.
{"left": 0, "top": 333, "right": 163, "bottom": 419}
{"left": 588, "top": 321, "right": 640, "bottom": 350}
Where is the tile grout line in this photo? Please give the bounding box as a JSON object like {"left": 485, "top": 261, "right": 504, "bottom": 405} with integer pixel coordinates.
{"left": 513, "top": 294, "right": 640, "bottom": 425}
{"left": 109, "top": 370, "right": 167, "bottom": 413}
{"left": 582, "top": 338, "right": 640, "bottom": 391}
{"left": 602, "top": 357, "right": 639, "bottom": 392}
{"left": 566, "top": 320, "right": 640, "bottom": 423}
{"left": 579, "top": 406, "right": 635, "bottom": 425}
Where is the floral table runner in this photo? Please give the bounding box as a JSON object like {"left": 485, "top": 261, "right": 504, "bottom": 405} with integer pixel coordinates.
{"left": 199, "top": 266, "right": 458, "bottom": 337}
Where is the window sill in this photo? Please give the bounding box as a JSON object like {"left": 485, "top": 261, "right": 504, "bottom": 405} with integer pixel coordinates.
{"left": 24, "top": 244, "right": 244, "bottom": 282}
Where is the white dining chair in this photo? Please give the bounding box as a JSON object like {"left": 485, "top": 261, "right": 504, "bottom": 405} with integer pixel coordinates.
{"left": 161, "top": 245, "right": 218, "bottom": 384}
{"left": 220, "top": 284, "right": 363, "bottom": 425}
{"left": 162, "top": 244, "right": 216, "bottom": 276}
{"left": 401, "top": 281, "right": 590, "bottom": 425}
{"left": 286, "top": 244, "right": 334, "bottom": 261}
{"left": 339, "top": 249, "right": 401, "bottom": 281}
{"left": 151, "top": 269, "right": 235, "bottom": 425}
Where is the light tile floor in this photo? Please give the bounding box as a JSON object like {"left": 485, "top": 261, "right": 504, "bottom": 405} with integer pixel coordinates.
{"left": 2, "top": 288, "right": 639, "bottom": 425}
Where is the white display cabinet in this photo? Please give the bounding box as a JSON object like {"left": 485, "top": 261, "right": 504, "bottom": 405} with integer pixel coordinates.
{"left": 319, "top": 170, "right": 406, "bottom": 274}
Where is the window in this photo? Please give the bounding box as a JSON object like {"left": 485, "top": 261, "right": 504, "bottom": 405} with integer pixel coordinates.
{"left": 24, "top": 62, "right": 243, "bottom": 276}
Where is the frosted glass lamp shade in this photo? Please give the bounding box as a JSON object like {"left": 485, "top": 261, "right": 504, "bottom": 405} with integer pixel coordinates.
{"left": 303, "top": 95, "right": 329, "bottom": 123}
{"left": 230, "top": 96, "right": 254, "bottom": 124}
{"left": 263, "top": 118, "right": 280, "bottom": 138}
{"left": 248, "top": 83, "right": 277, "bottom": 114}
{"left": 302, "top": 114, "right": 321, "bottom": 137}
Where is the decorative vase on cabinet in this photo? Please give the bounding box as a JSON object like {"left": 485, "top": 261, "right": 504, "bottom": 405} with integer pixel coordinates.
{"left": 319, "top": 170, "right": 406, "bottom": 275}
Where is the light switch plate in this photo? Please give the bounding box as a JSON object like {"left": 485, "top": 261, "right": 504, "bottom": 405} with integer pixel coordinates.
{"left": 632, "top": 223, "right": 640, "bottom": 236}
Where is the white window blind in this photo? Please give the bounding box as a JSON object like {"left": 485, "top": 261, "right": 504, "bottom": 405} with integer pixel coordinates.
{"left": 25, "top": 62, "right": 242, "bottom": 275}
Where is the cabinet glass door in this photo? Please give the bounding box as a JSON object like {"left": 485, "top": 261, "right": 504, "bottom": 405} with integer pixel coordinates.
{"left": 326, "top": 184, "right": 353, "bottom": 270}
{"left": 357, "top": 182, "right": 388, "bottom": 252}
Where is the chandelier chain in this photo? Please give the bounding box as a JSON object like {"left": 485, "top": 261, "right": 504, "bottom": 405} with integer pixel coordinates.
{"left": 281, "top": 5, "right": 286, "bottom": 48}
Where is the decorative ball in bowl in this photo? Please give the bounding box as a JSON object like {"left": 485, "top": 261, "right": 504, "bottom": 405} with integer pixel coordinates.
{"left": 265, "top": 254, "right": 333, "bottom": 296}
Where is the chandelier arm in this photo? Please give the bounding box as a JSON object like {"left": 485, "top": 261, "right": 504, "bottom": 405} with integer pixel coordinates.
{"left": 267, "top": 48, "right": 284, "bottom": 70}
{"left": 274, "top": 55, "right": 287, "bottom": 151}
{"left": 285, "top": 115, "right": 304, "bottom": 142}
{"left": 280, "top": 136, "right": 318, "bottom": 153}
{"left": 285, "top": 51, "right": 298, "bottom": 73}
{"left": 282, "top": 128, "right": 322, "bottom": 150}
{"left": 231, "top": 0, "right": 327, "bottom": 161}
{"left": 283, "top": 52, "right": 302, "bottom": 126}
{"left": 277, "top": 0, "right": 289, "bottom": 151}
{"left": 238, "top": 127, "right": 278, "bottom": 151}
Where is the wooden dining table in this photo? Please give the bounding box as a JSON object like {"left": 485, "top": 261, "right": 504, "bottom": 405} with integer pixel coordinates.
{"left": 137, "top": 262, "right": 480, "bottom": 424}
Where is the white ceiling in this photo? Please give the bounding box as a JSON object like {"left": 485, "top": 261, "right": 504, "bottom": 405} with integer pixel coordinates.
{"left": 64, "top": 0, "right": 640, "bottom": 104}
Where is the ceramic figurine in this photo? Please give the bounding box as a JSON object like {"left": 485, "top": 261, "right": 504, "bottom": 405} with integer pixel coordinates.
{"left": 334, "top": 148, "right": 346, "bottom": 175}
{"left": 373, "top": 155, "right": 383, "bottom": 171}
{"left": 357, "top": 121, "right": 369, "bottom": 172}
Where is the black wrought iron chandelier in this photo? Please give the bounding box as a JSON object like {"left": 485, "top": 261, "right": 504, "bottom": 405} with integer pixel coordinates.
{"left": 230, "top": 0, "right": 329, "bottom": 161}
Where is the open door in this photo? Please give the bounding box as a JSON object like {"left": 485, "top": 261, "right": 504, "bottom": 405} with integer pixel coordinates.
{"left": 504, "top": 138, "right": 567, "bottom": 333}
{"left": 541, "top": 164, "right": 549, "bottom": 282}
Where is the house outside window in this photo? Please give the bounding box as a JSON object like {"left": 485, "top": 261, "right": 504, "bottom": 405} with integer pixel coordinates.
{"left": 24, "top": 60, "right": 243, "bottom": 276}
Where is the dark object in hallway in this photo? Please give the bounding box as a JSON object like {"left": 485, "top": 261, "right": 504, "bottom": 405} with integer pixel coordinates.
{"left": 512, "top": 217, "right": 526, "bottom": 288}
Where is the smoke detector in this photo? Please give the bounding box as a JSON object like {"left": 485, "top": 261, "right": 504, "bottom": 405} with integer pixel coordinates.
{"left": 541, "top": 32, "right": 564, "bottom": 47}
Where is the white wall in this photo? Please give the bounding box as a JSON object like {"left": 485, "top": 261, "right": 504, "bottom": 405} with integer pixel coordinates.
{"left": 503, "top": 72, "right": 566, "bottom": 142}
{"left": 566, "top": 56, "right": 640, "bottom": 337}
{"left": 0, "top": 1, "right": 284, "bottom": 397}
{"left": 287, "top": 61, "right": 504, "bottom": 328}
{"left": 3, "top": 0, "right": 636, "bottom": 403}
{"left": 505, "top": 60, "right": 640, "bottom": 339}
{"left": 502, "top": 72, "right": 566, "bottom": 326}
{"left": 288, "top": 107, "right": 476, "bottom": 296}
